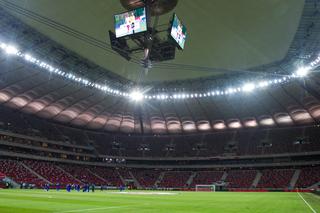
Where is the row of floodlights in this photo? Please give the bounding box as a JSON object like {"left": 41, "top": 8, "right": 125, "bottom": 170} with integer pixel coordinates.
{"left": 0, "top": 42, "right": 318, "bottom": 102}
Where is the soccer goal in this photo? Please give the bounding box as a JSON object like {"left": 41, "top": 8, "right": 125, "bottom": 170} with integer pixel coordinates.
{"left": 195, "top": 184, "right": 216, "bottom": 192}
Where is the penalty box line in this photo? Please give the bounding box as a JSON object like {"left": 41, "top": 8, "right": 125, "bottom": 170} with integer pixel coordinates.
{"left": 297, "top": 192, "right": 317, "bottom": 213}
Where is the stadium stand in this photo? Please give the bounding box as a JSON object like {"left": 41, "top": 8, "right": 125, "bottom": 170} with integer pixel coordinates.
{"left": 0, "top": 107, "right": 318, "bottom": 191}
{"left": 131, "top": 170, "right": 162, "bottom": 188}
{"left": 225, "top": 170, "right": 257, "bottom": 188}
{"left": 86, "top": 167, "right": 123, "bottom": 186}
{"left": 0, "top": 100, "right": 318, "bottom": 190}
{"left": 58, "top": 165, "right": 107, "bottom": 185}
{"left": 0, "top": 158, "right": 320, "bottom": 190}
{"left": 190, "top": 171, "right": 225, "bottom": 187}
{"left": 118, "top": 169, "right": 133, "bottom": 180}
{"left": 158, "top": 171, "right": 193, "bottom": 188}
{"left": 295, "top": 166, "right": 320, "bottom": 188}
{"left": 257, "top": 169, "right": 295, "bottom": 189}
{"left": 0, "top": 106, "right": 319, "bottom": 159}
{"left": 0, "top": 160, "right": 44, "bottom": 187}
{"left": 23, "top": 160, "right": 81, "bottom": 186}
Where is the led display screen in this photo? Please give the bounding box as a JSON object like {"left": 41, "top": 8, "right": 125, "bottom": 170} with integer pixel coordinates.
{"left": 170, "top": 14, "right": 187, "bottom": 49}
{"left": 114, "top": 7, "right": 147, "bottom": 38}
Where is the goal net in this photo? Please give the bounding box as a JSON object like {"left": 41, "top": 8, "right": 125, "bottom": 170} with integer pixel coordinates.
{"left": 195, "top": 184, "right": 216, "bottom": 192}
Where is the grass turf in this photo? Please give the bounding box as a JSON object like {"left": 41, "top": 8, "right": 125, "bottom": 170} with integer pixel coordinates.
{"left": 0, "top": 189, "right": 319, "bottom": 213}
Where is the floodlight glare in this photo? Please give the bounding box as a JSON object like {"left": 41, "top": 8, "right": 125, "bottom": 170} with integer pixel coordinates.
{"left": 295, "top": 66, "right": 310, "bottom": 77}
{"left": 130, "top": 90, "right": 144, "bottom": 102}
{"left": 242, "top": 83, "right": 255, "bottom": 92}
{"left": 4, "top": 45, "right": 18, "bottom": 55}
{"left": 0, "top": 35, "right": 318, "bottom": 102}
{"left": 258, "top": 81, "right": 269, "bottom": 88}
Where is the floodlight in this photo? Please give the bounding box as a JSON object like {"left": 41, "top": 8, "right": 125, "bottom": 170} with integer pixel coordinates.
{"left": 242, "top": 83, "right": 255, "bottom": 92}
{"left": 258, "top": 81, "right": 269, "bottom": 88}
{"left": 4, "top": 45, "right": 19, "bottom": 55}
{"left": 130, "top": 90, "right": 144, "bottom": 102}
{"left": 295, "top": 66, "right": 310, "bottom": 77}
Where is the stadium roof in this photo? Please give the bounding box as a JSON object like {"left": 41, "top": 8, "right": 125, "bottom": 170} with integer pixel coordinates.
{"left": 0, "top": 0, "right": 320, "bottom": 135}
{"left": 6, "top": 0, "right": 304, "bottom": 82}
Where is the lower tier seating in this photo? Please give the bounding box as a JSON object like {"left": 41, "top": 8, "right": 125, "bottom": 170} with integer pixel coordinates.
{"left": 1, "top": 159, "right": 319, "bottom": 189}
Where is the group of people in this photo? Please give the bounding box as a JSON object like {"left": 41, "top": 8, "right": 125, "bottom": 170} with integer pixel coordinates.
{"left": 43, "top": 183, "right": 95, "bottom": 192}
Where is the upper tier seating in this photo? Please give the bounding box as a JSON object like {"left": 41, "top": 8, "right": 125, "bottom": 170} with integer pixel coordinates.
{"left": 0, "top": 105, "right": 320, "bottom": 158}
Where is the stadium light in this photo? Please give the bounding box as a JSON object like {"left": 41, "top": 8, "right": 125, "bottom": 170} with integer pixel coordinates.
{"left": 130, "top": 90, "right": 144, "bottom": 102}
{"left": 242, "top": 83, "right": 255, "bottom": 92}
{"left": 0, "top": 39, "right": 319, "bottom": 102}
{"left": 295, "top": 66, "right": 310, "bottom": 77}
{"left": 258, "top": 81, "right": 269, "bottom": 88}
{"left": 3, "top": 44, "right": 19, "bottom": 55}
{"left": 24, "top": 54, "right": 36, "bottom": 62}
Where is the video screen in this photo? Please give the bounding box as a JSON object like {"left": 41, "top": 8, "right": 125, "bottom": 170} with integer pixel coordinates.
{"left": 170, "top": 14, "right": 187, "bottom": 49}
{"left": 114, "top": 7, "right": 147, "bottom": 38}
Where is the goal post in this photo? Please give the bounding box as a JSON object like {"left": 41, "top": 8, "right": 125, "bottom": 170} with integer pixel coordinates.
{"left": 195, "top": 184, "right": 216, "bottom": 192}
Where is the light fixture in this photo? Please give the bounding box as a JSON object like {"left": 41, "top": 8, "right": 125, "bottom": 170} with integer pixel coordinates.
{"left": 129, "top": 90, "right": 144, "bottom": 102}
{"left": 0, "top": 39, "right": 319, "bottom": 102}
{"left": 258, "top": 81, "right": 268, "bottom": 88}
{"left": 242, "top": 83, "right": 255, "bottom": 92}
{"left": 4, "top": 44, "right": 19, "bottom": 55}
{"left": 295, "top": 66, "right": 310, "bottom": 77}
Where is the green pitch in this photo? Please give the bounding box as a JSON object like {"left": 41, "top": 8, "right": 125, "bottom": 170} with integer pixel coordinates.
{"left": 0, "top": 190, "right": 319, "bottom": 213}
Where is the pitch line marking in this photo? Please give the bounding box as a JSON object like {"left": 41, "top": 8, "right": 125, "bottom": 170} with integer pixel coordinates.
{"left": 297, "top": 192, "right": 317, "bottom": 213}
{"left": 56, "top": 206, "right": 130, "bottom": 213}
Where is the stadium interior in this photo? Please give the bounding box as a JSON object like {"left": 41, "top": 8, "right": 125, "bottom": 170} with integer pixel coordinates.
{"left": 0, "top": 0, "right": 319, "bottom": 212}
